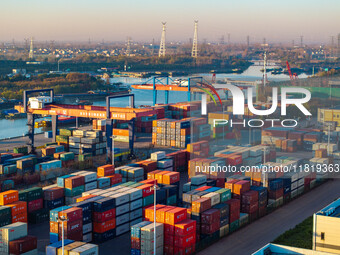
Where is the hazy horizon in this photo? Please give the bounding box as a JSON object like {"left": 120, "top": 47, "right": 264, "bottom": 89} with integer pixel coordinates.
{"left": 1, "top": 0, "right": 340, "bottom": 44}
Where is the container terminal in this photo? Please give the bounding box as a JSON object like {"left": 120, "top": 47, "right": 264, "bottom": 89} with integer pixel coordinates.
{"left": 0, "top": 75, "right": 339, "bottom": 255}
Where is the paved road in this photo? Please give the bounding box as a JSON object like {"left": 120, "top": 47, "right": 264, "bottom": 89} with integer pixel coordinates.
{"left": 198, "top": 179, "right": 340, "bottom": 255}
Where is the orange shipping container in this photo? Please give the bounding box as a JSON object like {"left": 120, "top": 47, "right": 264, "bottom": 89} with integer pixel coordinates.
{"left": 50, "top": 221, "right": 59, "bottom": 233}
{"left": 156, "top": 206, "right": 176, "bottom": 223}
{"left": 155, "top": 171, "right": 171, "bottom": 184}
{"left": 145, "top": 205, "right": 166, "bottom": 221}
{"left": 97, "top": 165, "right": 115, "bottom": 177}
{"left": 93, "top": 219, "right": 116, "bottom": 233}
{"left": 0, "top": 190, "right": 19, "bottom": 205}
{"left": 7, "top": 201, "right": 27, "bottom": 216}
{"left": 163, "top": 172, "right": 180, "bottom": 185}
{"left": 12, "top": 212, "right": 27, "bottom": 223}
{"left": 76, "top": 195, "right": 97, "bottom": 203}
{"left": 113, "top": 129, "right": 129, "bottom": 136}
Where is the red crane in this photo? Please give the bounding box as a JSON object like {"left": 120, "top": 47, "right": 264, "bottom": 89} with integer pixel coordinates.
{"left": 212, "top": 73, "right": 216, "bottom": 83}
{"left": 286, "top": 61, "right": 298, "bottom": 85}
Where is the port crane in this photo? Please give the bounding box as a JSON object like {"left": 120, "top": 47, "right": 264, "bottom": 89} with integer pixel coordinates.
{"left": 15, "top": 89, "right": 158, "bottom": 163}
{"left": 286, "top": 61, "right": 298, "bottom": 85}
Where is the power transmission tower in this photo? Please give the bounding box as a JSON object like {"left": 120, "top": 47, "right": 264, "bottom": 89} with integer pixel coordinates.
{"left": 300, "top": 35, "right": 304, "bottom": 47}
{"left": 247, "top": 35, "right": 250, "bottom": 48}
{"left": 29, "top": 37, "right": 34, "bottom": 59}
{"left": 159, "top": 22, "right": 166, "bottom": 57}
{"left": 191, "top": 20, "right": 198, "bottom": 58}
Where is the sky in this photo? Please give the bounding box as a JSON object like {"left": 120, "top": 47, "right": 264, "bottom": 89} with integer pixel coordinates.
{"left": 1, "top": 0, "right": 340, "bottom": 44}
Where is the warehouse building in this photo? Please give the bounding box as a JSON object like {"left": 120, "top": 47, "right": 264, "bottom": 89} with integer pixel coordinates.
{"left": 318, "top": 107, "right": 340, "bottom": 127}
{"left": 313, "top": 198, "right": 340, "bottom": 254}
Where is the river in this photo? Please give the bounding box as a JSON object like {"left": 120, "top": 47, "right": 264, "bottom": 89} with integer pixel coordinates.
{"left": 0, "top": 65, "right": 304, "bottom": 139}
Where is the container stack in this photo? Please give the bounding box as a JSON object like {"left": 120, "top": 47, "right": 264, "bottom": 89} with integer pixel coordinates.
{"left": 0, "top": 190, "right": 27, "bottom": 224}
{"left": 0, "top": 222, "right": 38, "bottom": 255}
{"left": 250, "top": 186, "right": 268, "bottom": 218}
{"left": 92, "top": 196, "right": 116, "bottom": 243}
{"left": 19, "top": 187, "right": 47, "bottom": 224}
{"left": 207, "top": 112, "right": 231, "bottom": 139}
{"left": 241, "top": 190, "right": 258, "bottom": 222}
{"left": 166, "top": 150, "right": 187, "bottom": 173}
{"left": 131, "top": 221, "right": 151, "bottom": 255}
{"left": 141, "top": 222, "right": 164, "bottom": 255}
{"left": 187, "top": 141, "right": 209, "bottom": 159}
{"left": 267, "top": 179, "right": 284, "bottom": 209}
{"left": 68, "top": 129, "right": 107, "bottom": 156}
{"left": 226, "top": 199, "right": 240, "bottom": 233}
{"left": 43, "top": 186, "right": 65, "bottom": 211}
{"left": 93, "top": 119, "right": 106, "bottom": 131}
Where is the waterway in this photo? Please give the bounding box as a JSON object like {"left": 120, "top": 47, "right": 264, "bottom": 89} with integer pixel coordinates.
{"left": 0, "top": 65, "right": 303, "bottom": 139}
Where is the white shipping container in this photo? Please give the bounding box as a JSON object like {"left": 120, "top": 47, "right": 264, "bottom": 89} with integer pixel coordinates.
{"left": 82, "top": 233, "right": 93, "bottom": 243}
{"left": 83, "top": 223, "right": 92, "bottom": 234}
{"left": 141, "top": 235, "right": 163, "bottom": 251}
{"left": 69, "top": 244, "right": 98, "bottom": 255}
{"left": 81, "top": 138, "right": 97, "bottom": 144}
{"left": 202, "top": 192, "right": 220, "bottom": 206}
{"left": 73, "top": 130, "right": 87, "bottom": 137}
{"left": 79, "top": 172, "right": 97, "bottom": 183}
{"left": 116, "top": 212, "right": 130, "bottom": 226}
{"left": 116, "top": 203, "right": 130, "bottom": 216}
{"left": 115, "top": 222, "right": 130, "bottom": 236}
{"left": 82, "top": 189, "right": 101, "bottom": 197}
{"left": 130, "top": 199, "right": 143, "bottom": 211}
{"left": 141, "top": 223, "right": 164, "bottom": 240}
{"left": 69, "top": 136, "right": 81, "bottom": 143}
{"left": 130, "top": 218, "right": 143, "bottom": 227}
{"left": 84, "top": 182, "right": 97, "bottom": 192}
{"left": 150, "top": 151, "right": 166, "bottom": 161}
{"left": 130, "top": 208, "right": 143, "bottom": 220}
{"left": 109, "top": 193, "right": 130, "bottom": 206}
{"left": 298, "top": 178, "right": 305, "bottom": 187}
{"left": 0, "top": 222, "right": 27, "bottom": 241}
{"left": 125, "top": 188, "right": 143, "bottom": 201}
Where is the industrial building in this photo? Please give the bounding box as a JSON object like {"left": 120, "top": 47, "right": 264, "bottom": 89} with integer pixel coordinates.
{"left": 318, "top": 107, "right": 340, "bottom": 127}
{"left": 313, "top": 198, "right": 340, "bottom": 254}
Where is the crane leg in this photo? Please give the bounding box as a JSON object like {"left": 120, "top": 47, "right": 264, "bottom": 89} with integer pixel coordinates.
{"left": 52, "top": 115, "right": 58, "bottom": 143}
{"left": 106, "top": 119, "right": 113, "bottom": 164}
{"left": 27, "top": 113, "right": 35, "bottom": 154}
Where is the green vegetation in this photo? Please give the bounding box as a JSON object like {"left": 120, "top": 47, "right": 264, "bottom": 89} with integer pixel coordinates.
{"left": 273, "top": 216, "right": 313, "bottom": 249}
{"left": 0, "top": 55, "right": 251, "bottom": 75}
{"left": 0, "top": 73, "right": 106, "bottom": 99}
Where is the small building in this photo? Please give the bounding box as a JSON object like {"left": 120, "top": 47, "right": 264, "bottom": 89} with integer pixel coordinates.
{"left": 12, "top": 69, "right": 26, "bottom": 75}
{"left": 313, "top": 198, "right": 340, "bottom": 254}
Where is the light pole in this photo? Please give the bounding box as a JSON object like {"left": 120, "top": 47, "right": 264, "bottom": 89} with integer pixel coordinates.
{"left": 150, "top": 184, "right": 160, "bottom": 254}
{"left": 111, "top": 135, "right": 117, "bottom": 165}
{"left": 57, "top": 216, "right": 68, "bottom": 255}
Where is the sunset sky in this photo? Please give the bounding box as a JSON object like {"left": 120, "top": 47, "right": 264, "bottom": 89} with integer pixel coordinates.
{"left": 1, "top": 0, "right": 339, "bottom": 43}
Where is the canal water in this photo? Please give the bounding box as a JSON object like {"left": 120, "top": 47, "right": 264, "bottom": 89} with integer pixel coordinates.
{"left": 0, "top": 65, "right": 302, "bottom": 139}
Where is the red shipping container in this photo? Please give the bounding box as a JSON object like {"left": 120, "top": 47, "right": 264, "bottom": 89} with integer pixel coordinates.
{"left": 59, "top": 219, "right": 83, "bottom": 234}
{"left": 44, "top": 187, "right": 64, "bottom": 201}
{"left": 201, "top": 209, "right": 220, "bottom": 224}
{"left": 174, "top": 219, "right": 196, "bottom": 236}
{"left": 62, "top": 230, "right": 82, "bottom": 241}
{"left": 191, "top": 198, "right": 211, "bottom": 213}
{"left": 164, "top": 232, "right": 175, "bottom": 245}
{"left": 174, "top": 244, "right": 195, "bottom": 255}
{"left": 201, "top": 222, "right": 220, "bottom": 235}
{"left": 268, "top": 188, "right": 283, "bottom": 200}
{"left": 27, "top": 198, "right": 43, "bottom": 213}
{"left": 59, "top": 207, "right": 82, "bottom": 222}
{"left": 93, "top": 208, "right": 116, "bottom": 223}
{"left": 131, "top": 237, "right": 141, "bottom": 249}
{"left": 93, "top": 219, "right": 116, "bottom": 233}
{"left": 9, "top": 235, "right": 37, "bottom": 255}
{"left": 215, "top": 178, "right": 225, "bottom": 188}
{"left": 227, "top": 154, "right": 242, "bottom": 165}
{"left": 64, "top": 176, "right": 85, "bottom": 189}
{"left": 107, "top": 174, "right": 122, "bottom": 185}
{"left": 195, "top": 186, "right": 212, "bottom": 192}
{"left": 163, "top": 172, "right": 180, "bottom": 184}
{"left": 241, "top": 203, "right": 258, "bottom": 214}
{"left": 241, "top": 190, "right": 259, "bottom": 204}
{"left": 165, "top": 208, "right": 187, "bottom": 225}
{"left": 164, "top": 223, "right": 175, "bottom": 235}
{"left": 164, "top": 245, "right": 174, "bottom": 255}
{"left": 97, "top": 165, "right": 115, "bottom": 177}
{"left": 137, "top": 184, "right": 154, "bottom": 197}
{"left": 233, "top": 180, "right": 250, "bottom": 195}
{"left": 6, "top": 201, "right": 26, "bottom": 216}
{"left": 259, "top": 205, "right": 267, "bottom": 218}
{"left": 12, "top": 213, "right": 27, "bottom": 223}
{"left": 174, "top": 232, "right": 196, "bottom": 248}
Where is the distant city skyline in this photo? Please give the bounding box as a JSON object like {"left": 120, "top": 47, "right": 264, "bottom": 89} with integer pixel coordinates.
{"left": 1, "top": 0, "right": 339, "bottom": 44}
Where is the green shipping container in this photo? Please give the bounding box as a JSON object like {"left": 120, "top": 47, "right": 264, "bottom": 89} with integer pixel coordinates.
{"left": 215, "top": 188, "right": 232, "bottom": 202}
{"left": 120, "top": 181, "right": 135, "bottom": 187}
{"left": 56, "top": 135, "right": 69, "bottom": 143}
{"left": 129, "top": 183, "right": 144, "bottom": 188}
{"left": 59, "top": 128, "right": 74, "bottom": 137}
{"left": 13, "top": 146, "right": 28, "bottom": 155}
{"left": 78, "top": 153, "right": 92, "bottom": 162}
{"left": 0, "top": 206, "right": 11, "bottom": 220}
{"left": 3, "top": 165, "right": 17, "bottom": 175}
{"left": 166, "top": 195, "right": 177, "bottom": 205}
{"left": 20, "top": 187, "right": 43, "bottom": 202}
{"left": 143, "top": 195, "right": 154, "bottom": 207}
{"left": 60, "top": 152, "right": 75, "bottom": 161}
{"left": 229, "top": 219, "right": 239, "bottom": 233}
{"left": 45, "top": 142, "right": 57, "bottom": 147}
{"left": 65, "top": 186, "right": 85, "bottom": 197}
{"left": 28, "top": 208, "right": 49, "bottom": 224}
